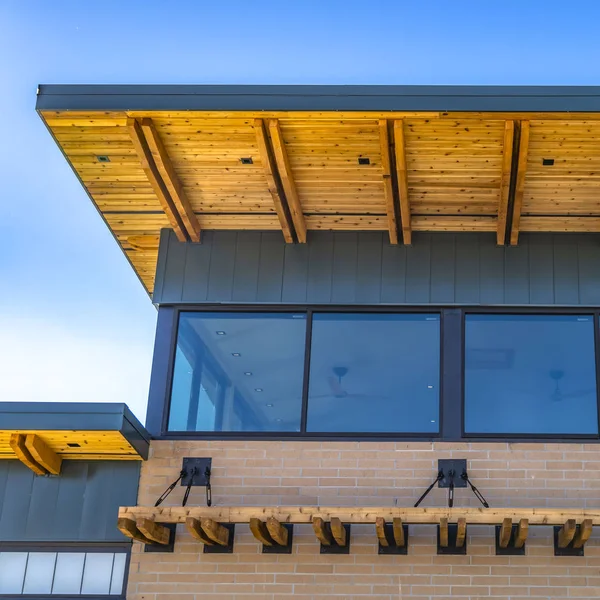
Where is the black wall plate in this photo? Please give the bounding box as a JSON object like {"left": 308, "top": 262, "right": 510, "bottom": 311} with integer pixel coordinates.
{"left": 203, "top": 523, "right": 235, "bottom": 554}
{"left": 437, "top": 523, "right": 467, "bottom": 555}
{"left": 144, "top": 523, "right": 177, "bottom": 553}
{"left": 553, "top": 526, "right": 585, "bottom": 557}
{"left": 438, "top": 459, "right": 467, "bottom": 488}
{"left": 181, "top": 457, "right": 212, "bottom": 486}
{"left": 262, "top": 524, "right": 294, "bottom": 554}
{"left": 320, "top": 524, "right": 351, "bottom": 555}
{"left": 495, "top": 525, "right": 526, "bottom": 555}
{"left": 378, "top": 523, "right": 409, "bottom": 555}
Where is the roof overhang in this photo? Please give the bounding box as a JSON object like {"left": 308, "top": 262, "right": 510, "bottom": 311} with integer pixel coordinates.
{"left": 37, "top": 85, "right": 600, "bottom": 294}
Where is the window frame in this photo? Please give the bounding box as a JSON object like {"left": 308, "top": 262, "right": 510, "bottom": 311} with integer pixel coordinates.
{"left": 153, "top": 304, "right": 600, "bottom": 443}
{"left": 0, "top": 543, "right": 130, "bottom": 600}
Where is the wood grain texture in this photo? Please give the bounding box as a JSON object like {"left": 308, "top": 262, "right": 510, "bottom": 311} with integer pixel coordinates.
{"left": 510, "top": 121, "right": 531, "bottom": 245}
{"left": 24, "top": 434, "right": 62, "bottom": 475}
{"left": 378, "top": 120, "right": 399, "bottom": 244}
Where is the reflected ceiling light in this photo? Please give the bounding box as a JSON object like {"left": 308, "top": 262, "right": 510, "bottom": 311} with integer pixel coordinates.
{"left": 276, "top": 418, "right": 282, "bottom": 422}
{"left": 255, "top": 388, "right": 263, "bottom": 393}
{"left": 216, "top": 331, "right": 226, "bottom": 335}
{"left": 265, "top": 403, "right": 273, "bottom": 407}
{"left": 427, "top": 385, "right": 434, "bottom": 389}
{"left": 430, "top": 420, "right": 436, "bottom": 423}
{"left": 232, "top": 352, "right": 241, "bottom": 357}
{"left": 244, "top": 372, "right": 252, "bottom": 376}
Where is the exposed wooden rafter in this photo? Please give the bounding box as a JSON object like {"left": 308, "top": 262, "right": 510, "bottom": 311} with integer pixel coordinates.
{"left": 9, "top": 433, "right": 62, "bottom": 475}
{"left": 393, "top": 120, "right": 412, "bottom": 245}
{"left": 254, "top": 118, "right": 294, "bottom": 243}
{"left": 509, "top": 120, "right": 531, "bottom": 245}
{"left": 268, "top": 119, "right": 307, "bottom": 243}
{"left": 378, "top": 120, "right": 399, "bottom": 244}
{"left": 496, "top": 120, "right": 516, "bottom": 245}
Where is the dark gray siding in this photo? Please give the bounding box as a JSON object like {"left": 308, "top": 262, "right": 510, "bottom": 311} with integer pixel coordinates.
{"left": 0, "top": 460, "right": 140, "bottom": 542}
{"left": 153, "top": 230, "right": 600, "bottom": 306}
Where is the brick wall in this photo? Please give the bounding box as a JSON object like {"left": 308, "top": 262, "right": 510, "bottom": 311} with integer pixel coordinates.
{"left": 128, "top": 441, "right": 600, "bottom": 599}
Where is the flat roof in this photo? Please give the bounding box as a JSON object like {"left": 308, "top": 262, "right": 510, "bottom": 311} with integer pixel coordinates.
{"left": 37, "top": 85, "right": 600, "bottom": 295}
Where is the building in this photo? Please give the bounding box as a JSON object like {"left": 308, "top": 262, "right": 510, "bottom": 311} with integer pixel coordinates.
{"left": 4, "top": 84, "right": 600, "bottom": 599}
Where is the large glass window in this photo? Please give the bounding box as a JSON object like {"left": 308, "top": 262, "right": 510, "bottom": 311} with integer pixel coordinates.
{"left": 168, "top": 312, "right": 307, "bottom": 432}
{"left": 465, "top": 314, "right": 599, "bottom": 435}
{"left": 306, "top": 313, "right": 441, "bottom": 433}
{"left": 0, "top": 551, "right": 127, "bottom": 596}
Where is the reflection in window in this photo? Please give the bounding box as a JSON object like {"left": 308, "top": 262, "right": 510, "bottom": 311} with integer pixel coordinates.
{"left": 168, "top": 313, "right": 306, "bottom": 432}
{"left": 465, "top": 314, "right": 599, "bottom": 434}
{"left": 306, "top": 314, "right": 441, "bottom": 433}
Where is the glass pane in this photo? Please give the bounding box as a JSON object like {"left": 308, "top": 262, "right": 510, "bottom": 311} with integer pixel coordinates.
{"left": 0, "top": 552, "right": 27, "bottom": 593}
{"left": 307, "top": 314, "right": 441, "bottom": 432}
{"left": 52, "top": 552, "right": 85, "bottom": 594}
{"left": 168, "top": 313, "right": 307, "bottom": 432}
{"left": 465, "top": 314, "right": 599, "bottom": 434}
{"left": 81, "top": 553, "right": 113, "bottom": 595}
{"left": 23, "top": 552, "right": 56, "bottom": 594}
{"left": 109, "top": 553, "right": 126, "bottom": 595}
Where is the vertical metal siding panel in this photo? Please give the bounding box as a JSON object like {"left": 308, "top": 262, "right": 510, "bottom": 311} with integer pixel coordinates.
{"left": 528, "top": 235, "right": 555, "bottom": 304}
{"left": 356, "top": 232, "right": 383, "bottom": 303}
{"left": 430, "top": 235, "right": 456, "bottom": 303}
{"left": 0, "top": 462, "right": 33, "bottom": 540}
{"left": 231, "top": 231, "right": 261, "bottom": 302}
{"left": 25, "top": 475, "right": 61, "bottom": 540}
{"left": 306, "top": 232, "right": 334, "bottom": 303}
{"left": 578, "top": 237, "right": 600, "bottom": 305}
{"left": 152, "top": 228, "right": 171, "bottom": 303}
{"left": 553, "top": 235, "right": 580, "bottom": 305}
{"left": 479, "top": 238, "right": 505, "bottom": 304}
{"left": 256, "top": 232, "right": 284, "bottom": 302}
{"left": 282, "top": 244, "right": 309, "bottom": 303}
{"left": 53, "top": 462, "right": 89, "bottom": 541}
{"left": 181, "top": 230, "right": 213, "bottom": 302}
{"left": 405, "top": 234, "right": 432, "bottom": 303}
{"left": 381, "top": 244, "right": 407, "bottom": 303}
{"left": 79, "top": 463, "right": 113, "bottom": 541}
{"left": 159, "top": 232, "right": 187, "bottom": 303}
{"left": 455, "top": 234, "right": 481, "bottom": 304}
{"left": 505, "top": 236, "right": 530, "bottom": 304}
{"left": 103, "top": 462, "right": 141, "bottom": 541}
{"left": 331, "top": 232, "right": 358, "bottom": 303}
{"left": 207, "top": 231, "right": 237, "bottom": 302}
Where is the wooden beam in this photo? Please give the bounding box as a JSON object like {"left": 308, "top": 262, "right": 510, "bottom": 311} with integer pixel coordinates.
{"left": 496, "top": 120, "right": 515, "bottom": 245}
{"left": 312, "top": 517, "right": 333, "bottom": 546}
{"left": 127, "top": 117, "right": 188, "bottom": 242}
{"left": 378, "top": 120, "right": 399, "bottom": 245}
{"left": 572, "top": 519, "right": 593, "bottom": 549}
{"left": 185, "top": 517, "right": 215, "bottom": 544}
{"left": 254, "top": 119, "right": 294, "bottom": 243}
{"left": 392, "top": 518, "right": 405, "bottom": 547}
{"left": 456, "top": 518, "right": 467, "bottom": 548}
{"left": 439, "top": 517, "right": 449, "bottom": 547}
{"left": 139, "top": 118, "right": 201, "bottom": 242}
{"left": 509, "top": 120, "right": 530, "bottom": 245}
{"left": 558, "top": 519, "right": 577, "bottom": 548}
{"left": 117, "top": 517, "right": 150, "bottom": 544}
{"left": 393, "top": 120, "right": 412, "bottom": 245}
{"left": 9, "top": 434, "right": 46, "bottom": 475}
{"left": 514, "top": 519, "right": 529, "bottom": 549}
{"left": 268, "top": 120, "right": 307, "bottom": 243}
{"left": 136, "top": 518, "right": 171, "bottom": 545}
{"left": 330, "top": 517, "right": 347, "bottom": 546}
{"left": 266, "top": 517, "right": 289, "bottom": 546}
{"left": 249, "top": 518, "right": 273, "bottom": 546}
{"left": 200, "top": 518, "right": 229, "bottom": 546}
{"left": 499, "top": 518, "right": 513, "bottom": 548}
{"left": 24, "top": 434, "right": 62, "bottom": 475}
{"left": 375, "top": 517, "right": 388, "bottom": 546}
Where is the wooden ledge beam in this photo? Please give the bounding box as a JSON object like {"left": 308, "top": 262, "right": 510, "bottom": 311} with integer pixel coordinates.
{"left": 496, "top": 120, "right": 515, "bottom": 245}
{"left": 117, "top": 517, "right": 151, "bottom": 544}
{"left": 572, "top": 519, "right": 593, "bottom": 549}
{"left": 378, "top": 120, "right": 399, "bottom": 245}
{"left": 312, "top": 517, "right": 333, "bottom": 546}
{"left": 127, "top": 117, "right": 188, "bottom": 243}
{"left": 266, "top": 517, "right": 289, "bottom": 546}
{"left": 254, "top": 119, "right": 294, "bottom": 243}
{"left": 330, "top": 517, "right": 347, "bottom": 547}
{"left": 268, "top": 120, "right": 307, "bottom": 243}
{"left": 456, "top": 518, "right": 467, "bottom": 548}
{"left": 376, "top": 517, "right": 406, "bottom": 548}
{"left": 393, "top": 518, "right": 405, "bottom": 546}
{"left": 439, "top": 517, "right": 449, "bottom": 547}
{"left": 514, "top": 518, "right": 529, "bottom": 549}
{"left": 509, "top": 120, "right": 530, "bottom": 245}
{"left": 200, "top": 518, "right": 229, "bottom": 546}
{"left": 393, "top": 120, "right": 412, "bottom": 245}
{"left": 499, "top": 517, "right": 513, "bottom": 548}
{"left": 140, "top": 118, "right": 201, "bottom": 243}
{"left": 186, "top": 517, "right": 215, "bottom": 544}
{"left": 136, "top": 517, "right": 171, "bottom": 545}
{"left": 9, "top": 434, "right": 47, "bottom": 475}
{"left": 558, "top": 519, "right": 577, "bottom": 548}
{"left": 375, "top": 517, "right": 389, "bottom": 546}
{"left": 249, "top": 517, "right": 274, "bottom": 546}
{"left": 24, "top": 434, "right": 62, "bottom": 475}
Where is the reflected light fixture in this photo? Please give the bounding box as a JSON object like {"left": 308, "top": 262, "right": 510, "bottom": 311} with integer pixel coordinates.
{"left": 232, "top": 352, "right": 241, "bottom": 357}
{"left": 265, "top": 403, "right": 273, "bottom": 407}
{"left": 255, "top": 388, "right": 263, "bottom": 393}
{"left": 244, "top": 372, "right": 252, "bottom": 376}
{"left": 216, "top": 331, "right": 226, "bottom": 335}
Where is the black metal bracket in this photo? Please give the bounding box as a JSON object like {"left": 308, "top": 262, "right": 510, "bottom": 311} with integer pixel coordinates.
{"left": 262, "top": 524, "right": 294, "bottom": 554}
{"left": 554, "top": 526, "right": 585, "bottom": 557}
{"left": 153, "top": 457, "right": 212, "bottom": 508}
{"left": 438, "top": 460, "right": 467, "bottom": 488}
{"left": 320, "top": 523, "right": 351, "bottom": 555}
{"left": 143, "top": 523, "right": 177, "bottom": 553}
{"left": 203, "top": 524, "right": 235, "bottom": 554}
{"left": 437, "top": 523, "right": 467, "bottom": 555}
{"left": 495, "top": 524, "right": 526, "bottom": 556}
{"left": 378, "top": 523, "right": 409, "bottom": 555}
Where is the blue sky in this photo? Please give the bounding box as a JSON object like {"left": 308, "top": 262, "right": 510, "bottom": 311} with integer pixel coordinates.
{"left": 2, "top": 0, "right": 600, "bottom": 423}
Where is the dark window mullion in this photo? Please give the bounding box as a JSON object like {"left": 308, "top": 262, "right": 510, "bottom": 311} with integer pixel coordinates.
{"left": 300, "top": 309, "right": 313, "bottom": 433}
{"left": 441, "top": 308, "right": 463, "bottom": 441}
{"left": 594, "top": 311, "right": 600, "bottom": 438}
